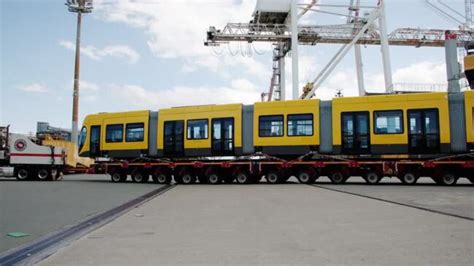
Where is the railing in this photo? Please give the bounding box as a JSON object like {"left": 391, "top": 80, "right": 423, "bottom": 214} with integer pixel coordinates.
{"left": 393, "top": 83, "right": 448, "bottom": 92}
{"left": 393, "top": 81, "right": 471, "bottom": 92}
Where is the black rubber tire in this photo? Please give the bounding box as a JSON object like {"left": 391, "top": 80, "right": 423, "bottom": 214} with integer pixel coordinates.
{"left": 175, "top": 173, "right": 196, "bottom": 184}
{"left": 329, "top": 171, "right": 347, "bottom": 184}
{"left": 207, "top": 173, "right": 222, "bottom": 184}
{"left": 152, "top": 173, "right": 172, "bottom": 184}
{"left": 110, "top": 172, "right": 126, "bottom": 183}
{"left": 297, "top": 170, "right": 317, "bottom": 184}
{"left": 265, "top": 170, "right": 282, "bottom": 184}
{"left": 364, "top": 172, "right": 381, "bottom": 185}
{"left": 437, "top": 173, "right": 458, "bottom": 186}
{"left": 235, "top": 171, "right": 251, "bottom": 184}
{"left": 16, "top": 168, "right": 30, "bottom": 181}
{"left": 132, "top": 172, "right": 148, "bottom": 183}
{"left": 400, "top": 172, "right": 418, "bottom": 185}
{"left": 37, "top": 168, "right": 51, "bottom": 181}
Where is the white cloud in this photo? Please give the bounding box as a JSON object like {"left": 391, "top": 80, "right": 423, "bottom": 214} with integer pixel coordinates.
{"left": 95, "top": 0, "right": 259, "bottom": 58}
{"left": 94, "top": 0, "right": 273, "bottom": 78}
{"left": 195, "top": 55, "right": 272, "bottom": 81}
{"left": 79, "top": 80, "right": 100, "bottom": 91}
{"left": 103, "top": 78, "right": 261, "bottom": 110}
{"left": 393, "top": 61, "right": 447, "bottom": 84}
{"left": 59, "top": 40, "right": 140, "bottom": 63}
{"left": 83, "top": 95, "right": 98, "bottom": 102}
{"left": 282, "top": 60, "right": 449, "bottom": 100}
{"left": 231, "top": 78, "right": 258, "bottom": 92}
{"left": 18, "top": 83, "right": 49, "bottom": 93}
{"left": 66, "top": 80, "right": 101, "bottom": 92}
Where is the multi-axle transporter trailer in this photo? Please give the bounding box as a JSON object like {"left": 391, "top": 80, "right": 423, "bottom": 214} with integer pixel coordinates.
{"left": 90, "top": 152, "right": 474, "bottom": 185}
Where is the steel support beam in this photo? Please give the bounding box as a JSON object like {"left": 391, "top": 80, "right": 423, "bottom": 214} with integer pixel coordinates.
{"left": 466, "top": 0, "right": 473, "bottom": 29}
{"left": 291, "top": 0, "right": 300, "bottom": 100}
{"left": 355, "top": 45, "right": 366, "bottom": 96}
{"left": 445, "top": 34, "right": 461, "bottom": 93}
{"left": 378, "top": 0, "right": 394, "bottom": 93}
{"left": 279, "top": 42, "right": 286, "bottom": 100}
{"left": 349, "top": 0, "right": 366, "bottom": 96}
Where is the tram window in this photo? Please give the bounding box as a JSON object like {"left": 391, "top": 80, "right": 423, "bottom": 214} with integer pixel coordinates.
{"left": 106, "top": 124, "right": 123, "bottom": 143}
{"left": 259, "top": 115, "right": 284, "bottom": 137}
{"left": 374, "top": 110, "right": 403, "bottom": 134}
{"left": 126, "top": 123, "right": 144, "bottom": 142}
{"left": 187, "top": 119, "right": 208, "bottom": 140}
{"left": 287, "top": 114, "right": 313, "bottom": 136}
{"left": 78, "top": 126, "right": 87, "bottom": 150}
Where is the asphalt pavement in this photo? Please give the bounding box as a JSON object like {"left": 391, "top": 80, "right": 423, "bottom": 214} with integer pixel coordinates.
{"left": 315, "top": 177, "right": 474, "bottom": 219}
{"left": 1, "top": 174, "right": 472, "bottom": 265}
{"left": 0, "top": 175, "right": 163, "bottom": 253}
{"left": 41, "top": 181, "right": 473, "bottom": 265}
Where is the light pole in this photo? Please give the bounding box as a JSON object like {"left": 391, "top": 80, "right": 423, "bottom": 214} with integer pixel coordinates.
{"left": 65, "top": 0, "right": 93, "bottom": 144}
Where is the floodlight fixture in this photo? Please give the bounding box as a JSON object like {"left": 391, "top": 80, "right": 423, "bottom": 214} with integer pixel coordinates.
{"left": 66, "top": 0, "right": 93, "bottom": 13}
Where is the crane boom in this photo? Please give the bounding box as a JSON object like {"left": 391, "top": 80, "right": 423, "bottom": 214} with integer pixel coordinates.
{"left": 206, "top": 23, "right": 473, "bottom": 48}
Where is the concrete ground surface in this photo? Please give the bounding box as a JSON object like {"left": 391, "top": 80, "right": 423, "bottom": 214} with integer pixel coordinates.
{"left": 42, "top": 183, "right": 474, "bottom": 265}
{"left": 315, "top": 177, "right": 474, "bottom": 219}
{"left": 0, "top": 175, "right": 163, "bottom": 253}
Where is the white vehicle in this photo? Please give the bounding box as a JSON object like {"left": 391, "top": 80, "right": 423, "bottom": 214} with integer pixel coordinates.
{"left": 0, "top": 126, "right": 66, "bottom": 181}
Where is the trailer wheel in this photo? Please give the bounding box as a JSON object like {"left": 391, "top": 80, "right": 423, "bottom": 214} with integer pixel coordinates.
{"left": 16, "top": 168, "right": 30, "bottom": 181}
{"left": 175, "top": 170, "right": 196, "bottom": 184}
{"left": 437, "top": 173, "right": 458, "bottom": 186}
{"left": 401, "top": 172, "right": 418, "bottom": 185}
{"left": 111, "top": 172, "right": 126, "bottom": 183}
{"left": 364, "top": 172, "right": 381, "bottom": 185}
{"left": 207, "top": 173, "right": 222, "bottom": 184}
{"left": 152, "top": 173, "right": 171, "bottom": 184}
{"left": 132, "top": 172, "right": 148, "bottom": 183}
{"left": 235, "top": 170, "right": 251, "bottom": 184}
{"left": 297, "top": 169, "right": 317, "bottom": 184}
{"left": 204, "top": 167, "right": 223, "bottom": 184}
{"left": 265, "top": 170, "right": 282, "bottom": 184}
{"left": 329, "top": 171, "right": 347, "bottom": 184}
{"left": 37, "top": 168, "right": 51, "bottom": 181}
{"left": 182, "top": 174, "right": 196, "bottom": 184}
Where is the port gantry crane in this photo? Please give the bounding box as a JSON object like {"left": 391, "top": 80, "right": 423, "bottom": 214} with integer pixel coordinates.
{"left": 204, "top": 0, "right": 474, "bottom": 101}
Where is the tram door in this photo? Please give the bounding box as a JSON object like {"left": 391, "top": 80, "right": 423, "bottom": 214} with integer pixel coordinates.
{"left": 90, "top": 125, "right": 101, "bottom": 157}
{"left": 164, "top": 120, "right": 184, "bottom": 157}
{"left": 341, "top": 112, "right": 370, "bottom": 154}
{"left": 212, "top": 118, "right": 234, "bottom": 156}
{"left": 408, "top": 109, "right": 440, "bottom": 154}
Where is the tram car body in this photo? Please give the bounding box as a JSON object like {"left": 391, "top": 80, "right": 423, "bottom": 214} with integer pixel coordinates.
{"left": 465, "top": 43, "right": 474, "bottom": 90}
{"left": 78, "top": 91, "right": 474, "bottom": 159}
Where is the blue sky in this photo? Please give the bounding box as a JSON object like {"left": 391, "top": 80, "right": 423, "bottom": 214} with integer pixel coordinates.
{"left": 0, "top": 0, "right": 470, "bottom": 134}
